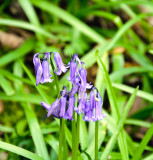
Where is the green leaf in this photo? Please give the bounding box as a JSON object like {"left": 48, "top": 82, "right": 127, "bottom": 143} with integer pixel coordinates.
{"left": 112, "top": 83, "right": 153, "bottom": 103}
{"left": 132, "top": 122, "right": 153, "bottom": 160}
{"left": 30, "top": 0, "right": 106, "bottom": 44}
{"left": 20, "top": 86, "right": 50, "bottom": 160}
{"left": 0, "top": 38, "right": 35, "bottom": 67}
{"left": 96, "top": 52, "right": 129, "bottom": 160}
{"left": 0, "top": 141, "right": 44, "bottom": 160}
{"left": 0, "top": 125, "right": 14, "bottom": 133}
{"left": 100, "top": 87, "right": 138, "bottom": 160}
{"left": 0, "top": 19, "right": 57, "bottom": 39}
{"left": 0, "top": 75, "right": 15, "bottom": 96}
{"left": 110, "top": 67, "right": 151, "bottom": 82}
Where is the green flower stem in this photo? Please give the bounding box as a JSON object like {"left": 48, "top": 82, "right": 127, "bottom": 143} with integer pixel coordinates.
{"left": 58, "top": 119, "right": 63, "bottom": 160}
{"left": 72, "top": 111, "right": 76, "bottom": 160}
{"left": 95, "top": 121, "right": 98, "bottom": 160}
{"left": 50, "top": 54, "right": 63, "bottom": 160}
{"left": 76, "top": 114, "right": 80, "bottom": 158}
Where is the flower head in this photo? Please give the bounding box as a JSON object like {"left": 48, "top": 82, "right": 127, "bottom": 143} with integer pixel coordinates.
{"left": 33, "top": 53, "right": 43, "bottom": 86}
{"left": 54, "top": 52, "right": 69, "bottom": 75}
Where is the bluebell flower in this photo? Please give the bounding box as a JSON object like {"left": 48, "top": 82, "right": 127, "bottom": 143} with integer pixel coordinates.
{"left": 70, "top": 76, "right": 80, "bottom": 97}
{"left": 83, "top": 102, "right": 93, "bottom": 121}
{"left": 93, "top": 91, "right": 106, "bottom": 121}
{"left": 83, "top": 89, "right": 96, "bottom": 121}
{"left": 64, "top": 95, "right": 75, "bottom": 121}
{"left": 59, "top": 86, "right": 67, "bottom": 118}
{"left": 40, "top": 59, "right": 53, "bottom": 84}
{"left": 74, "top": 93, "right": 87, "bottom": 114}
{"left": 33, "top": 53, "right": 42, "bottom": 86}
{"left": 54, "top": 52, "right": 69, "bottom": 75}
{"left": 78, "top": 68, "right": 92, "bottom": 102}
{"left": 67, "top": 61, "right": 77, "bottom": 82}
{"left": 41, "top": 99, "right": 60, "bottom": 118}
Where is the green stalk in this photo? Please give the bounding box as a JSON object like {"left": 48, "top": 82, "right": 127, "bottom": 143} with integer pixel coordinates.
{"left": 76, "top": 114, "right": 80, "bottom": 158}
{"left": 72, "top": 111, "right": 76, "bottom": 160}
{"left": 58, "top": 119, "right": 63, "bottom": 160}
{"left": 50, "top": 53, "right": 63, "bottom": 160}
{"left": 95, "top": 121, "right": 98, "bottom": 160}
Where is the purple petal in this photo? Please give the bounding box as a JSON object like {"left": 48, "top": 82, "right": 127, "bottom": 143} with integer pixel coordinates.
{"left": 47, "top": 99, "right": 60, "bottom": 117}
{"left": 67, "top": 61, "right": 77, "bottom": 82}
{"left": 40, "top": 59, "right": 53, "bottom": 84}
{"left": 54, "top": 52, "right": 69, "bottom": 75}
{"left": 64, "top": 96, "right": 75, "bottom": 121}
{"left": 74, "top": 93, "right": 87, "bottom": 114}
{"left": 41, "top": 101, "right": 51, "bottom": 111}
{"left": 33, "top": 53, "right": 43, "bottom": 86}
{"left": 83, "top": 110, "right": 93, "bottom": 121}
{"left": 44, "top": 52, "right": 50, "bottom": 60}
{"left": 92, "top": 91, "right": 105, "bottom": 121}
{"left": 60, "top": 96, "right": 67, "bottom": 118}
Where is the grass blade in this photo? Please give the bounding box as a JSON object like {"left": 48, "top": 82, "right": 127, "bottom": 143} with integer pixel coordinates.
{"left": 96, "top": 52, "right": 129, "bottom": 160}
{"left": 0, "top": 19, "right": 57, "bottom": 39}
{"left": 20, "top": 86, "right": 50, "bottom": 160}
{"left": 100, "top": 87, "right": 138, "bottom": 160}
{"left": 112, "top": 83, "right": 153, "bottom": 103}
{"left": 0, "top": 75, "right": 15, "bottom": 96}
{"left": 0, "top": 38, "right": 35, "bottom": 67}
{"left": 0, "top": 141, "right": 44, "bottom": 160}
{"left": 132, "top": 122, "right": 153, "bottom": 160}
{"left": 30, "top": 0, "right": 106, "bottom": 44}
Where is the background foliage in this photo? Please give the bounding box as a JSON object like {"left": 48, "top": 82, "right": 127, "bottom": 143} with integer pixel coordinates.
{"left": 0, "top": 0, "right": 153, "bottom": 160}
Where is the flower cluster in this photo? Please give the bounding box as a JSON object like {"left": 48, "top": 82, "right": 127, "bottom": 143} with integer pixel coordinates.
{"left": 33, "top": 52, "right": 106, "bottom": 121}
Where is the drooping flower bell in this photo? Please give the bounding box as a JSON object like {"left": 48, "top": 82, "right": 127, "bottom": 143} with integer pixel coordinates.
{"left": 78, "top": 68, "right": 92, "bottom": 102}
{"left": 41, "top": 98, "right": 60, "bottom": 118}
{"left": 33, "top": 53, "right": 42, "bottom": 86}
{"left": 64, "top": 95, "right": 75, "bottom": 121}
{"left": 40, "top": 59, "right": 53, "bottom": 84}
{"left": 54, "top": 52, "right": 69, "bottom": 75}
{"left": 59, "top": 86, "right": 67, "bottom": 118}
{"left": 93, "top": 91, "right": 106, "bottom": 121}
{"left": 67, "top": 61, "right": 78, "bottom": 82}
{"left": 83, "top": 88, "right": 96, "bottom": 121}
{"left": 83, "top": 101, "right": 93, "bottom": 121}
{"left": 74, "top": 93, "right": 87, "bottom": 114}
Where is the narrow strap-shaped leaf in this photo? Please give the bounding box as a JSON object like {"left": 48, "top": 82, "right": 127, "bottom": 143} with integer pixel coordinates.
{"left": 30, "top": 0, "right": 106, "bottom": 44}
{"left": 132, "top": 122, "right": 153, "bottom": 160}
{"left": 0, "top": 75, "right": 15, "bottom": 96}
{"left": 0, "top": 38, "right": 35, "bottom": 67}
{"left": 0, "top": 141, "right": 44, "bottom": 160}
{"left": 96, "top": 53, "right": 129, "bottom": 160}
{"left": 0, "top": 19, "right": 57, "bottom": 39}
{"left": 100, "top": 87, "right": 138, "bottom": 160}
{"left": 112, "top": 83, "right": 153, "bottom": 103}
{"left": 20, "top": 86, "right": 50, "bottom": 160}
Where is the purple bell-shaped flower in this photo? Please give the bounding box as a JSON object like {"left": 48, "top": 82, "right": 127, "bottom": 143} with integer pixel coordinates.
{"left": 64, "top": 95, "right": 75, "bottom": 121}
{"left": 33, "top": 53, "right": 43, "bottom": 86}
{"left": 41, "top": 98, "right": 60, "bottom": 118}
{"left": 93, "top": 91, "right": 106, "bottom": 121}
{"left": 40, "top": 59, "right": 53, "bottom": 84}
{"left": 54, "top": 52, "right": 69, "bottom": 75}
